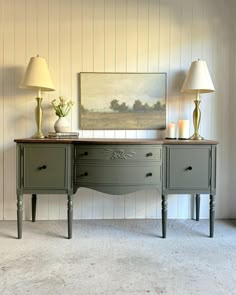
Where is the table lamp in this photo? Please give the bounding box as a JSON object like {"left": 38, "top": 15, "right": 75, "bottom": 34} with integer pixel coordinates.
{"left": 20, "top": 55, "right": 55, "bottom": 138}
{"left": 181, "top": 60, "right": 215, "bottom": 140}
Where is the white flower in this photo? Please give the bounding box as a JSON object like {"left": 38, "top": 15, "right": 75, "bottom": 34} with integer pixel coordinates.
{"left": 51, "top": 96, "right": 74, "bottom": 117}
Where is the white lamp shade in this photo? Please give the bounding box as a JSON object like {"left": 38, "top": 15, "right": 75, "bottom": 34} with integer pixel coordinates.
{"left": 181, "top": 60, "right": 215, "bottom": 94}
{"left": 20, "top": 56, "right": 55, "bottom": 91}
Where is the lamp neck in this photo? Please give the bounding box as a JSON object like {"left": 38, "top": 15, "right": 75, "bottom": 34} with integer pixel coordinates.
{"left": 37, "top": 88, "right": 42, "bottom": 98}
{"left": 196, "top": 90, "right": 200, "bottom": 101}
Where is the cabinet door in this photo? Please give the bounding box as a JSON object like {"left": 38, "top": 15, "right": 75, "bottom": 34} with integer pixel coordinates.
{"left": 23, "top": 145, "right": 67, "bottom": 189}
{"left": 166, "top": 146, "right": 211, "bottom": 191}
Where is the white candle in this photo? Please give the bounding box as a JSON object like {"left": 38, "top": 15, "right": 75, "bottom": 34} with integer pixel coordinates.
{"left": 167, "top": 123, "right": 176, "bottom": 139}
{"left": 178, "top": 120, "right": 189, "bottom": 139}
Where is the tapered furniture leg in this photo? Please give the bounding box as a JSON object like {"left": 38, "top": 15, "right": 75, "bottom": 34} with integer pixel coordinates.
{"left": 67, "top": 195, "right": 73, "bottom": 239}
{"left": 17, "top": 194, "right": 23, "bottom": 239}
{"left": 196, "top": 194, "right": 200, "bottom": 221}
{"left": 162, "top": 195, "right": 168, "bottom": 238}
{"left": 209, "top": 195, "right": 215, "bottom": 238}
{"left": 32, "top": 194, "right": 37, "bottom": 222}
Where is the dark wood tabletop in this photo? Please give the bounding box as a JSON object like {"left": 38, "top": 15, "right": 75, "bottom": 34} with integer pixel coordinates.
{"left": 14, "top": 137, "right": 218, "bottom": 145}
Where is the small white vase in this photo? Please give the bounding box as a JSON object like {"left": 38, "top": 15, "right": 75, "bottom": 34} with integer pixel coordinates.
{"left": 54, "top": 117, "right": 70, "bottom": 133}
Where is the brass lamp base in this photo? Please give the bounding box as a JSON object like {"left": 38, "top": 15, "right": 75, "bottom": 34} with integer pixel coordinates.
{"left": 190, "top": 99, "right": 204, "bottom": 140}
{"left": 32, "top": 97, "right": 45, "bottom": 139}
{"left": 32, "top": 131, "right": 44, "bottom": 139}
{"left": 189, "top": 133, "right": 204, "bottom": 140}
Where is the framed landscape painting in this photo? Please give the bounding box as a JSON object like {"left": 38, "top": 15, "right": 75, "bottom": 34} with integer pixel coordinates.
{"left": 79, "top": 72, "right": 167, "bottom": 130}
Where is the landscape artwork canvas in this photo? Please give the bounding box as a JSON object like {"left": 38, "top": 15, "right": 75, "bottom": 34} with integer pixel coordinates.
{"left": 79, "top": 72, "right": 166, "bottom": 130}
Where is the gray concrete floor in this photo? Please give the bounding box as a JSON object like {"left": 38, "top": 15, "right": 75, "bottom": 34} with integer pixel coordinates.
{"left": 0, "top": 219, "right": 236, "bottom": 295}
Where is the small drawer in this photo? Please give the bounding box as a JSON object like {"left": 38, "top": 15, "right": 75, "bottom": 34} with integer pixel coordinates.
{"left": 23, "top": 145, "right": 67, "bottom": 189}
{"left": 75, "top": 145, "right": 161, "bottom": 162}
{"left": 75, "top": 163, "right": 161, "bottom": 185}
{"left": 167, "top": 146, "right": 211, "bottom": 190}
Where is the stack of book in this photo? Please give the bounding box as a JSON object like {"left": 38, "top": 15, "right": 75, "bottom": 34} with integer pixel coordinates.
{"left": 47, "top": 131, "right": 79, "bottom": 139}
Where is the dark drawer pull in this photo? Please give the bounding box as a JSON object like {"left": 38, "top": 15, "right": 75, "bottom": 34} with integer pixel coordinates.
{"left": 80, "top": 172, "right": 88, "bottom": 177}
{"left": 146, "top": 152, "right": 153, "bottom": 157}
{"left": 79, "top": 151, "right": 88, "bottom": 157}
{"left": 185, "top": 166, "right": 192, "bottom": 171}
{"left": 38, "top": 165, "right": 47, "bottom": 170}
{"left": 146, "top": 172, "right": 153, "bottom": 177}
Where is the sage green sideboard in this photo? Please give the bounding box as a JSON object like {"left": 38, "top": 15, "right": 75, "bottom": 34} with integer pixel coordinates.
{"left": 14, "top": 138, "right": 217, "bottom": 239}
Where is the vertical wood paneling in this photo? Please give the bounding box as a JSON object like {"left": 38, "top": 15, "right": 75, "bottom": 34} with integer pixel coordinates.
{"left": 81, "top": 188, "right": 93, "bottom": 219}
{"left": 191, "top": 0, "right": 204, "bottom": 139}
{"left": 159, "top": 0, "right": 171, "bottom": 73}
{"left": 170, "top": 0, "right": 185, "bottom": 217}
{"left": 0, "top": 0, "right": 234, "bottom": 220}
{"left": 14, "top": 0, "right": 26, "bottom": 139}
{"left": 212, "top": 0, "right": 231, "bottom": 219}
{"left": 58, "top": 0, "right": 72, "bottom": 220}
{"left": 14, "top": 0, "right": 28, "bottom": 219}
{"left": 137, "top": 0, "right": 148, "bottom": 72}
{"left": 201, "top": 0, "right": 213, "bottom": 140}
{"left": 83, "top": 0, "right": 94, "bottom": 72}
{"left": 147, "top": 0, "right": 160, "bottom": 140}
{"left": 146, "top": 189, "right": 159, "bottom": 218}
{"left": 25, "top": 0, "right": 37, "bottom": 139}
{"left": 127, "top": 0, "right": 138, "bottom": 72}
{"left": 0, "top": 0, "right": 3, "bottom": 219}
{"left": 208, "top": 0, "right": 217, "bottom": 141}
{"left": 104, "top": 0, "right": 115, "bottom": 72}
{"left": 71, "top": 0, "right": 83, "bottom": 219}
{"left": 22, "top": 0, "right": 38, "bottom": 219}
{"left": 79, "top": 0, "right": 94, "bottom": 219}
{"left": 148, "top": 0, "right": 159, "bottom": 72}
{"left": 113, "top": 0, "right": 128, "bottom": 218}
{"left": 179, "top": 0, "right": 192, "bottom": 124}
{"left": 94, "top": 0, "right": 105, "bottom": 72}
{"left": 125, "top": 0, "right": 138, "bottom": 218}
{"left": 179, "top": 0, "right": 194, "bottom": 217}
{"left": 169, "top": 0, "right": 181, "bottom": 124}
{"left": 71, "top": 0, "right": 82, "bottom": 131}
{"left": 115, "top": 0, "right": 127, "bottom": 72}
{"left": 228, "top": 0, "right": 236, "bottom": 218}
{"left": 191, "top": 0, "right": 203, "bottom": 61}
{"left": 80, "top": 0, "right": 94, "bottom": 134}
{"left": 48, "top": 0, "right": 60, "bottom": 220}
{"left": 159, "top": 0, "right": 178, "bottom": 218}
{"left": 146, "top": 1, "right": 160, "bottom": 218}
{"left": 36, "top": 0, "right": 50, "bottom": 220}
{"left": 92, "top": 0, "right": 105, "bottom": 220}
{"left": 135, "top": 0, "right": 149, "bottom": 217}
{"left": 124, "top": 192, "right": 135, "bottom": 219}
{"left": 3, "top": 0, "right": 16, "bottom": 219}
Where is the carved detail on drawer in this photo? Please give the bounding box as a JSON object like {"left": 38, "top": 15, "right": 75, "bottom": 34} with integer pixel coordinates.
{"left": 104, "top": 148, "right": 136, "bottom": 160}
{"left": 75, "top": 145, "right": 162, "bottom": 162}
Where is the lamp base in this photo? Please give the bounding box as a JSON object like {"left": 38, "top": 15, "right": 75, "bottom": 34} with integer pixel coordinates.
{"left": 32, "top": 131, "right": 45, "bottom": 139}
{"left": 33, "top": 97, "right": 44, "bottom": 139}
{"left": 189, "top": 133, "right": 204, "bottom": 140}
{"left": 190, "top": 98, "right": 204, "bottom": 140}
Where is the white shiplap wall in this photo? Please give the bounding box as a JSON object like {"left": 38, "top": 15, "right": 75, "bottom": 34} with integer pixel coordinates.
{"left": 0, "top": 0, "right": 233, "bottom": 220}
{"left": 228, "top": 0, "right": 236, "bottom": 218}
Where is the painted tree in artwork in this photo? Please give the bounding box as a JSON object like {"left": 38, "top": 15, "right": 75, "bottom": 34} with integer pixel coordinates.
{"left": 110, "top": 99, "right": 166, "bottom": 113}
{"left": 133, "top": 100, "right": 143, "bottom": 111}
{"left": 110, "top": 99, "right": 129, "bottom": 112}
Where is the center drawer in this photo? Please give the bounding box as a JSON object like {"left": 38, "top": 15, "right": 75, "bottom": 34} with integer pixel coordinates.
{"left": 75, "top": 163, "right": 161, "bottom": 185}
{"left": 75, "top": 145, "right": 161, "bottom": 162}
